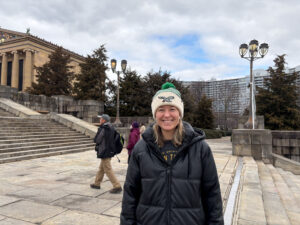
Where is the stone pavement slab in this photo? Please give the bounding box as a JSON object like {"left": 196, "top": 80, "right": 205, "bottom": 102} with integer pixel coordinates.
{"left": 0, "top": 182, "right": 26, "bottom": 195}
{"left": 7, "top": 187, "right": 69, "bottom": 203}
{"left": 17, "top": 178, "right": 68, "bottom": 190}
{"left": 58, "top": 182, "right": 106, "bottom": 197}
{"left": 0, "top": 200, "right": 66, "bottom": 224}
{"left": 0, "top": 218, "right": 35, "bottom": 225}
{"left": 51, "top": 194, "right": 119, "bottom": 215}
{"left": 102, "top": 202, "right": 122, "bottom": 217}
{"left": 42, "top": 210, "right": 120, "bottom": 225}
{"left": 98, "top": 191, "right": 124, "bottom": 202}
{"left": 0, "top": 195, "right": 20, "bottom": 206}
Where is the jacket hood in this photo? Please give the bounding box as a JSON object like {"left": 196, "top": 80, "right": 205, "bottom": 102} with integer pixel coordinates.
{"left": 142, "top": 121, "right": 205, "bottom": 150}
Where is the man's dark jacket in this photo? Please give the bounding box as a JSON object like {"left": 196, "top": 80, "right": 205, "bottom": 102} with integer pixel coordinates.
{"left": 121, "top": 122, "right": 224, "bottom": 225}
{"left": 94, "top": 123, "right": 116, "bottom": 158}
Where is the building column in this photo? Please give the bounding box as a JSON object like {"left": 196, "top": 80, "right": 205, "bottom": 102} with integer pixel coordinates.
{"left": 23, "top": 49, "right": 33, "bottom": 91}
{"left": 1, "top": 53, "right": 7, "bottom": 85}
{"left": 11, "top": 50, "right": 19, "bottom": 89}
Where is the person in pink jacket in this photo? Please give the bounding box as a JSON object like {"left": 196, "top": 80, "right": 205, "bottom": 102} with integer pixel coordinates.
{"left": 127, "top": 121, "right": 140, "bottom": 163}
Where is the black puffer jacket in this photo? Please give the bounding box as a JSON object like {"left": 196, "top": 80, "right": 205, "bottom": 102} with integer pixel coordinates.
{"left": 94, "top": 123, "right": 116, "bottom": 158}
{"left": 121, "top": 122, "right": 223, "bottom": 225}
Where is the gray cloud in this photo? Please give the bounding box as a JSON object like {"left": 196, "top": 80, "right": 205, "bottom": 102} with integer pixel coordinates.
{"left": 1, "top": 0, "right": 299, "bottom": 81}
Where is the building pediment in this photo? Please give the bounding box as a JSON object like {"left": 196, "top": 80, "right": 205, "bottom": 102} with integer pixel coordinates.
{"left": 0, "top": 28, "right": 27, "bottom": 43}
{"left": 0, "top": 27, "right": 85, "bottom": 61}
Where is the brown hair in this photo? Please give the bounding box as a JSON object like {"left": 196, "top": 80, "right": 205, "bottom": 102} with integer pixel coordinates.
{"left": 153, "top": 120, "right": 185, "bottom": 148}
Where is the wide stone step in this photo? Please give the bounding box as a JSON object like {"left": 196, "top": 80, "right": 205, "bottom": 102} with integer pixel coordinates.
{"left": 0, "top": 119, "right": 64, "bottom": 124}
{"left": 277, "top": 168, "right": 300, "bottom": 193}
{"left": 0, "top": 136, "right": 91, "bottom": 149}
{"left": 0, "top": 123, "right": 68, "bottom": 128}
{"left": 0, "top": 130, "right": 77, "bottom": 136}
{"left": 0, "top": 135, "right": 89, "bottom": 145}
{"left": 0, "top": 139, "right": 94, "bottom": 153}
{"left": 0, "top": 117, "right": 48, "bottom": 122}
{"left": 257, "top": 161, "right": 291, "bottom": 225}
{"left": 0, "top": 128, "right": 73, "bottom": 133}
{"left": 0, "top": 108, "right": 15, "bottom": 117}
{"left": 0, "top": 147, "right": 94, "bottom": 164}
{"left": 267, "top": 164, "right": 300, "bottom": 224}
{"left": 233, "top": 157, "right": 267, "bottom": 225}
{"left": 0, "top": 132, "right": 84, "bottom": 140}
{"left": 0, "top": 125, "right": 71, "bottom": 129}
{"left": 0, "top": 142, "right": 95, "bottom": 159}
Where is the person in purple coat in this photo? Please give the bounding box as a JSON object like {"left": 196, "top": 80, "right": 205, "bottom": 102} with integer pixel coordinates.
{"left": 127, "top": 121, "right": 140, "bottom": 163}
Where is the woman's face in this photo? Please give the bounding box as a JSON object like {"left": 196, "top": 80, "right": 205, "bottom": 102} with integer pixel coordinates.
{"left": 155, "top": 105, "right": 180, "bottom": 132}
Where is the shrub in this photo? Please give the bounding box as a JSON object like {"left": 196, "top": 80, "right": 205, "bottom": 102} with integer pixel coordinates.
{"left": 195, "top": 128, "right": 223, "bottom": 139}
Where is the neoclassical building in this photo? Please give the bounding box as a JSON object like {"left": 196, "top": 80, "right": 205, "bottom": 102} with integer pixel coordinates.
{"left": 0, "top": 28, "right": 85, "bottom": 91}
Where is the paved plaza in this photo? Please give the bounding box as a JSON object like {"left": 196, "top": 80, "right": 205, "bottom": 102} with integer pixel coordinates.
{"left": 0, "top": 137, "right": 235, "bottom": 225}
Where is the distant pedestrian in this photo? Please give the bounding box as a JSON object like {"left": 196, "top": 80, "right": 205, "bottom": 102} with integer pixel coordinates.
{"left": 139, "top": 123, "right": 146, "bottom": 139}
{"left": 90, "top": 114, "right": 122, "bottom": 194}
{"left": 121, "top": 82, "right": 224, "bottom": 224}
{"left": 126, "top": 121, "right": 140, "bottom": 163}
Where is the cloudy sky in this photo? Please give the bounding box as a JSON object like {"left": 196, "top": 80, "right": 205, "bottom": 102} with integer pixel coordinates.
{"left": 1, "top": 0, "right": 299, "bottom": 81}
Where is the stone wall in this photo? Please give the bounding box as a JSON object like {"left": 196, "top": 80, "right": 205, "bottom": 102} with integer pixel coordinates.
{"left": 272, "top": 131, "right": 300, "bottom": 162}
{"left": 0, "top": 85, "right": 104, "bottom": 122}
{"left": 232, "top": 129, "right": 272, "bottom": 163}
{"left": 232, "top": 129, "right": 300, "bottom": 174}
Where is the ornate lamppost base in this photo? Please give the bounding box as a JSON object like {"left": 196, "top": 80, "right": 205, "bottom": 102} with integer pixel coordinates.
{"left": 113, "top": 118, "right": 122, "bottom": 127}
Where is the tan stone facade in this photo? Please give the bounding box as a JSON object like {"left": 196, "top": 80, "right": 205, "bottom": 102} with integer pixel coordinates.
{"left": 0, "top": 28, "right": 85, "bottom": 91}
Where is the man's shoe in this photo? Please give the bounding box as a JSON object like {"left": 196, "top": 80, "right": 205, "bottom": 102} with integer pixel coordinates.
{"left": 90, "top": 184, "right": 100, "bottom": 189}
{"left": 109, "top": 187, "right": 122, "bottom": 194}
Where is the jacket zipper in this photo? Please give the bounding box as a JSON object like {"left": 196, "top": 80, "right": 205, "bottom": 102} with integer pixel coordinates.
{"left": 167, "top": 167, "right": 171, "bottom": 225}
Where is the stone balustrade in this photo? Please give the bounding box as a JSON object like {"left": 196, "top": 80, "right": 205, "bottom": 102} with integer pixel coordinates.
{"left": 0, "top": 85, "right": 103, "bottom": 123}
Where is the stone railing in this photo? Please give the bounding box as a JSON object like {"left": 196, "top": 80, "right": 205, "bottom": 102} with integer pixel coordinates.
{"left": 232, "top": 129, "right": 300, "bottom": 174}
{"left": 0, "top": 85, "right": 104, "bottom": 123}
{"left": 92, "top": 116, "right": 154, "bottom": 128}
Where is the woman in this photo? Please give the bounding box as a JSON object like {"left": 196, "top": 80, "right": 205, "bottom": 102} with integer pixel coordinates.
{"left": 127, "top": 121, "right": 140, "bottom": 163}
{"left": 139, "top": 123, "right": 146, "bottom": 139}
{"left": 121, "top": 82, "right": 224, "bottom": 225}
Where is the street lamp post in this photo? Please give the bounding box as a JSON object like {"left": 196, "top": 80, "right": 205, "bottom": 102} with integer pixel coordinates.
{"left": 239, "top": 40, "right": 269, "bottom": 129}
{"left": 110, "top": 59, "right": 127, "bottom": 125}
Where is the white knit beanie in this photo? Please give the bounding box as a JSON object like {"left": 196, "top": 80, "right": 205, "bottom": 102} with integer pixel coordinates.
{"left": 151, "top": 82, "right": 184, "bottom": 118}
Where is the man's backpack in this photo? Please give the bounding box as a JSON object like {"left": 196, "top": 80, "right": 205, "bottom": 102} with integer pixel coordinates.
{"left": 114, "top": 131, "right": 124, "bottom": 155}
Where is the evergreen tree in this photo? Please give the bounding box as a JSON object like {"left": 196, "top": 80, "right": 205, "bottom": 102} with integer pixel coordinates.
{"left": 73, "top": 45, "right": 108, "bottom": 101}
{"left": 119, "top": 70, "right": 147, "bottom": 116}
{"left": 142, "top": 70, "right": 195, "bottom": 122}
{"left": 193, "top": 95, "right": 215, "bottom": 129}
{"left": 256, "top": 55, "right": 300, "bottom": 130}
{"left": 27, "top": 47, "right": 74, "bottom": 96}
{"left": 104, "top": 79, "right": 117, "bottom": 116}
{"left": 106, "top": 69, "right": 196, "bottom": 122}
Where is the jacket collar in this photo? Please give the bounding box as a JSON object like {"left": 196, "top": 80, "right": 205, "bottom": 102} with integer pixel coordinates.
{"left": 142, "top": 121, "right": 205, "bottom": 150}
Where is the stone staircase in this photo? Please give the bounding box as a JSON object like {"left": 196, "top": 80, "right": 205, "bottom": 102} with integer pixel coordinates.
{"left": 0, "top": 107, "right": 15, "bottom": 117}
{"left": 233, "top": 157, "right": 300, "bottom": 225}
{"left": 0, "top": 108, "right": 95, "bottom": 164}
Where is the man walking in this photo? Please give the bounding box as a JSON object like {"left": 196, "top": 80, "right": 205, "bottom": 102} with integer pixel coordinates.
{"left": 90, "top": 114, "right": 122, "bottom": 194}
